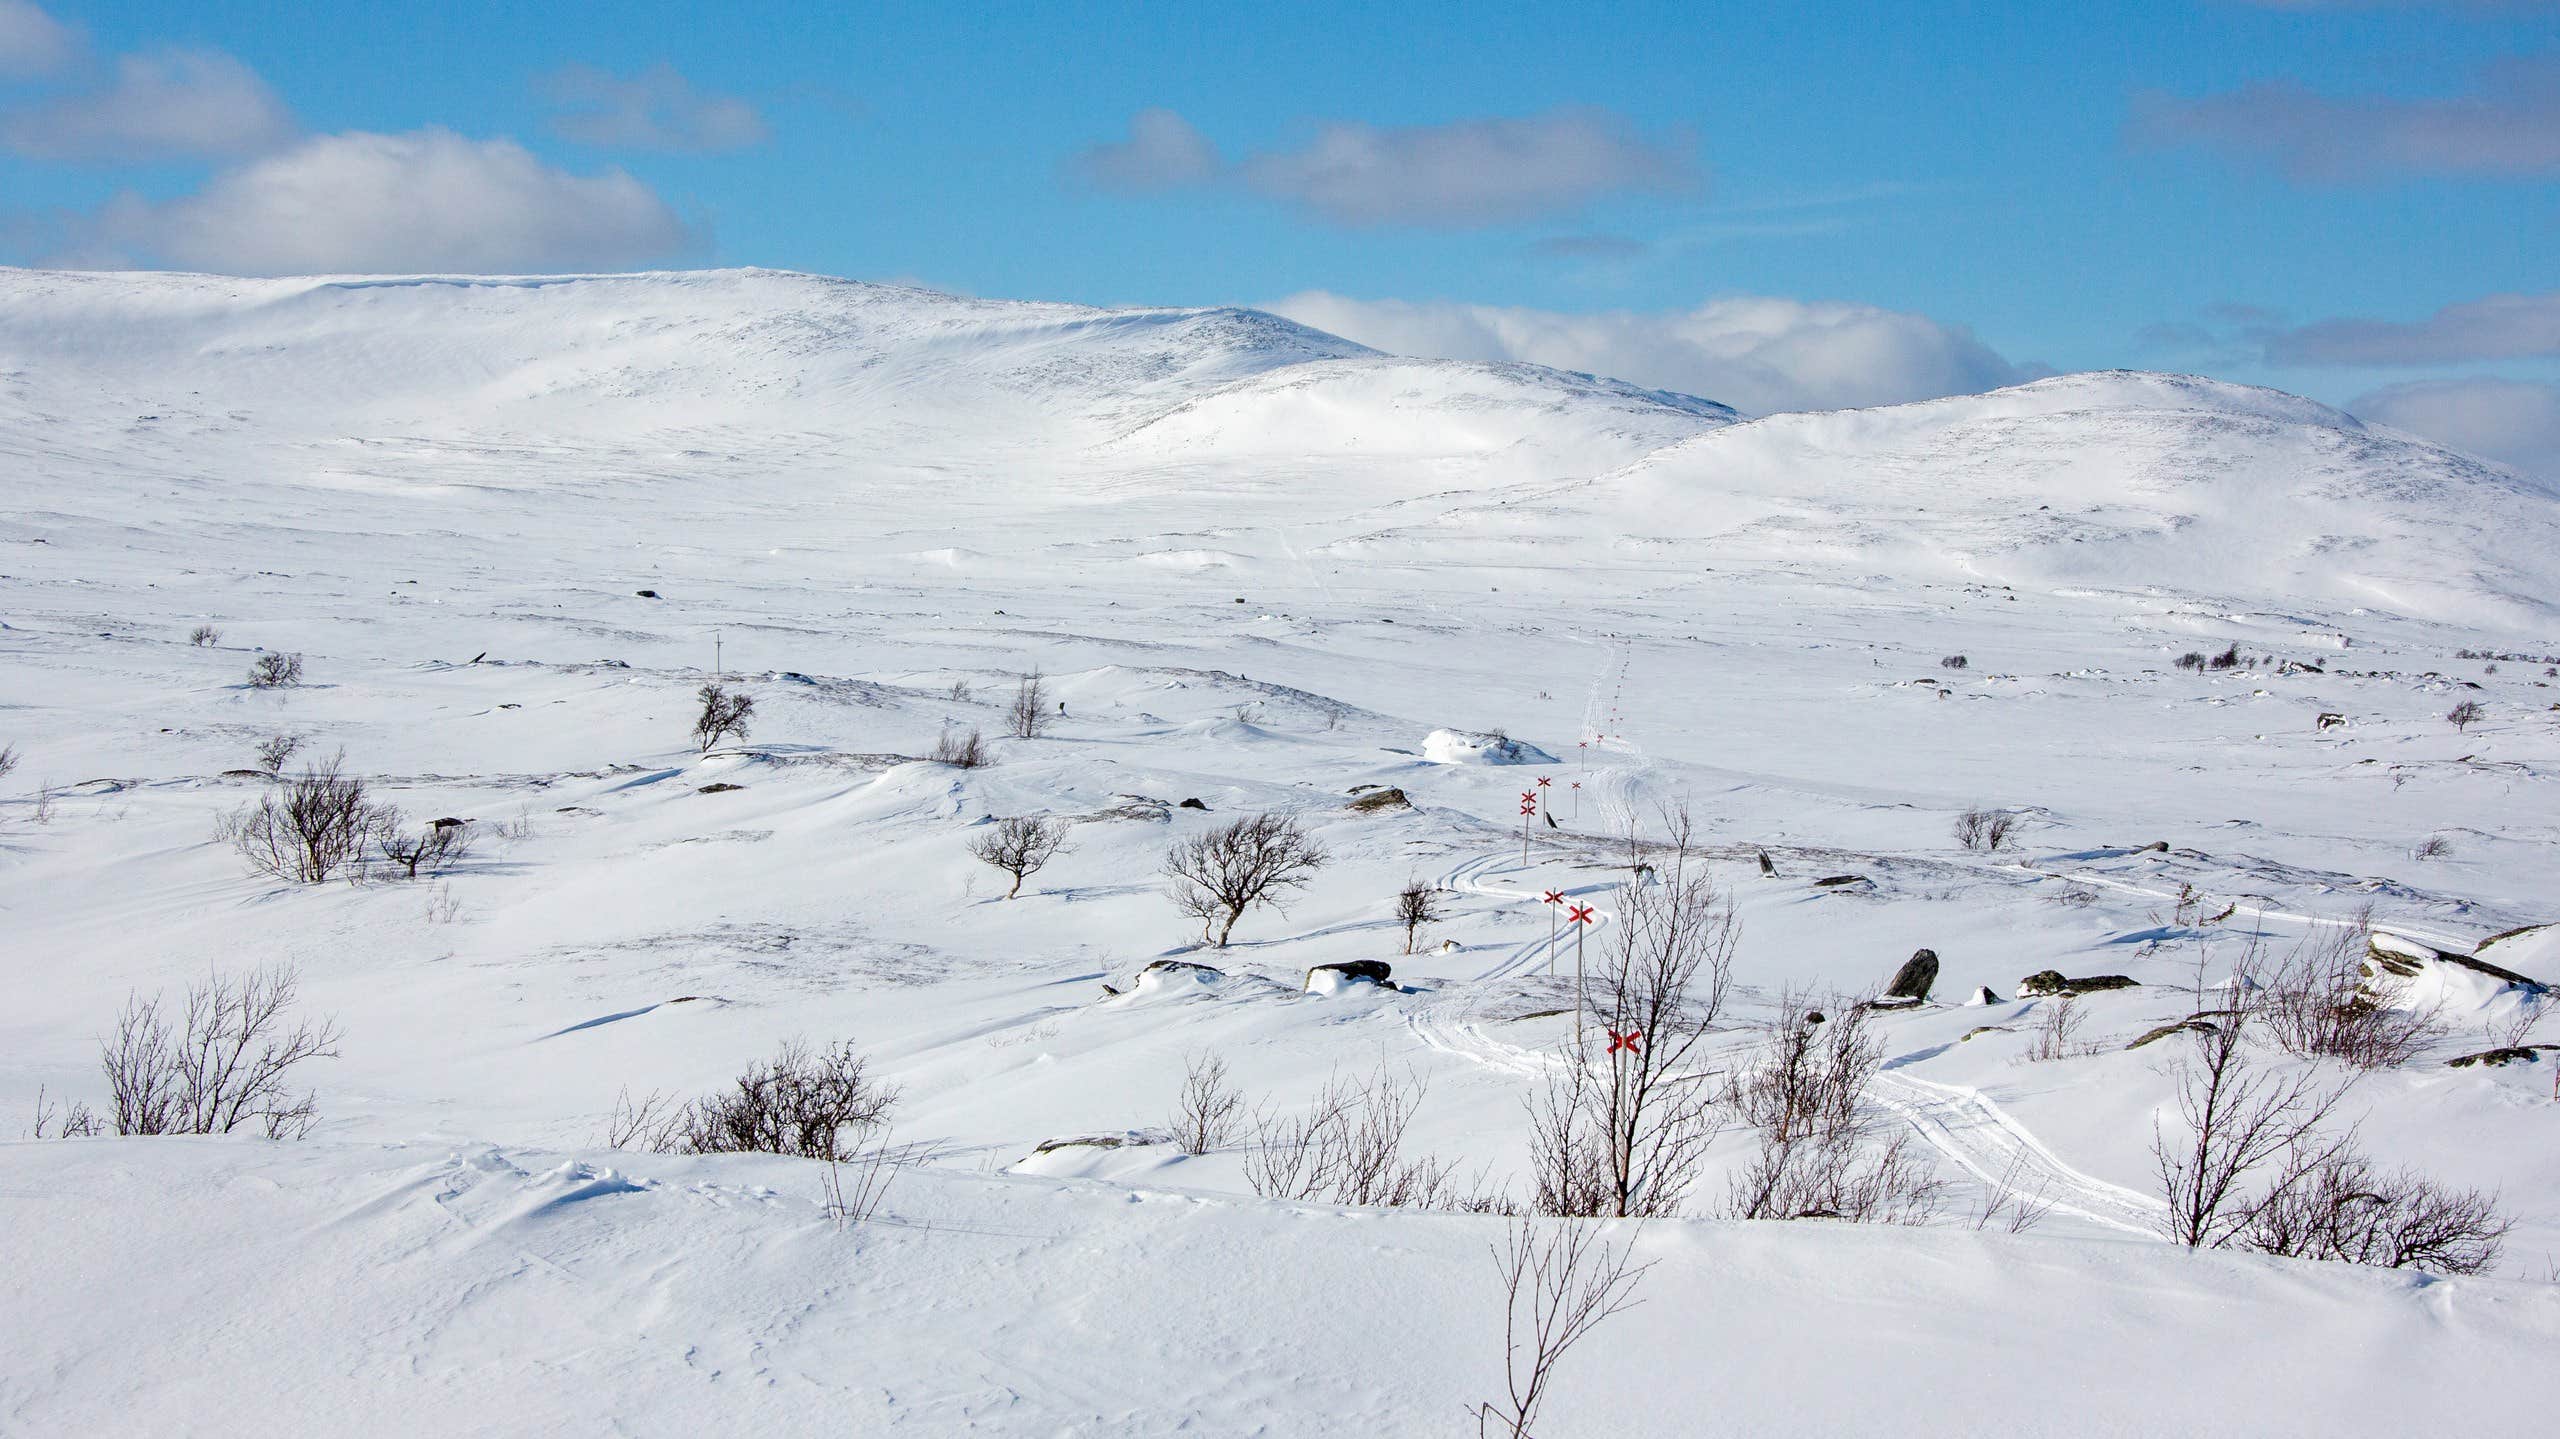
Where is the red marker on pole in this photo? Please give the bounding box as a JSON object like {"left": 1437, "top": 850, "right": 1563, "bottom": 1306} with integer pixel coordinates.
{"left": 1519, "top": 792, "right": 1536, "bottom": 866}
{"left": 1542, "top": 888, "right": 1564, "bottom": 972}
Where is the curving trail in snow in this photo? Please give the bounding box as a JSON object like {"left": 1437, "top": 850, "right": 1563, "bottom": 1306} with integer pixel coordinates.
{"left": 1980, "top": 857, "right": 2481, "bottom": 955}
{"left": 1869, "top": 1068, "right": 2164, "bottom": 1236}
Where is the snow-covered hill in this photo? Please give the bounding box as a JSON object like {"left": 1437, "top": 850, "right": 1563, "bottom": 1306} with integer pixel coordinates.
{"left": 2, "top": 266, "right": 2557, "bottom": 1436}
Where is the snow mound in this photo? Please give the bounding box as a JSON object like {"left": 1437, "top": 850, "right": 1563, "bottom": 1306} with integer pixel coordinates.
{"left": 1421, "top": 729, "right": 1559, "bottom": 765}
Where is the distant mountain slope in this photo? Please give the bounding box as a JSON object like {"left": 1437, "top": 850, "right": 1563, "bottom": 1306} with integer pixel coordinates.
{"left": 1334, "top": 371, "right": 2560, "bottom": 630}
{"left": 0, "top": 266, "right": 1732, "bottom": 479}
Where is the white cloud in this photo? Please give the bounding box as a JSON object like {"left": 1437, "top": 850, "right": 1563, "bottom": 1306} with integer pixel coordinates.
{"left": 1073, "top": 107, "right": 1221, "bottom": 192}
{"left": 0, "top": 0, "right": 79, "bottom": 79}
{"left": 2132, "top": 57, "right": 2560, "bottom": 180}
{"left": 1, "top": 48, "right": 295, "bottom": 162}
{"left": 1075, "top": 107, "right": 1700, "bottom": 227}
{"left": 1262, "top": 292, "right": 2038, "bottom": 414}
{"left": 91, "top": 128, "right": 702, "bottom": 275}
{"left": 2352, "top": 377, "right": 2560, "bottom": 479}
{"left": 540, "top": 63, "right": 769, "bottom": 153}
{"left": 2263, "top": 291, "right": 2560, "bottom": 365}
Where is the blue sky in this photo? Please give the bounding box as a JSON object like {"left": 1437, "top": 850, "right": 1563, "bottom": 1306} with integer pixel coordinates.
{"left": 3, "top": 0, "right": 2556, "bottom": 466}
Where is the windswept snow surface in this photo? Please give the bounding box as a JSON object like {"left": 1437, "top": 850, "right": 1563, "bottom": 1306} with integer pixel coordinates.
{"left": 3, "top": 268, "right": 2559, "bottom": 1435}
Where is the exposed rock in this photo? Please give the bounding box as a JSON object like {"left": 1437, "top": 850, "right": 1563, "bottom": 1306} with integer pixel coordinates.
{"left": 1077, "top": 797, "right": 1171, "bottom": 824}
{"left": 1961, "top": 1025, "right": 2011, "bottom": 1042}
{"left": 697, "top": 782, "right": 746, "bottom": 794}
{"left": 2126, "top": 1019, "right": 2219, "bottom": 1050}
{"left": 1757, "top": 850, "right": 1777, "bottom": 878}
{"left": 430, "top": 816, "right": 468, "bottom": 829}
{"left": 2364, "top": 933, "right": 2549, "bottom": 995}
{"left": 2138, "top": 841, "right": 2169, "bottom": 853}
{"left": 1860, "top": 995, "right": 1925, "bottom": 1012}
{"left": 635, "top": 589, "right": 659, "bottom": 598}
{"left": 1883, "top": 949, "right": 1939, "bottom": 1002}
{"left": 1346, "top": 787, "right": 1412, "bottom": 814}
{"left": 220, "top": 768, "right": 270, "bottom": 779}
{"left": 1141, "top": 959, "right": 1222, "bottom": 981}
{"left": 2448, "top": 1045, "right": 2553, "bottom": 1069}
{"left": 2316, "top": 712, "right": 2346, "bottom": 731}
{"left": 1963, "top": 986, "right": 2002, "bottom": 1006}
{"left": 1813, "top": 874, "right": 1873, "bottom": 889}
{"left": 1306, "top": 959, "right": 1394, "bottom": 992}
{"left": 2018, "top": 970, "right": 2138, "bottom": 997}
{"left": 1179, "top": 797, "right": 1208, "bottom": 811}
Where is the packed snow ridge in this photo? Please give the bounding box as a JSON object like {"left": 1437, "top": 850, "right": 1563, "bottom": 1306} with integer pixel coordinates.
{"left": 2, "top": 264, "right": 2557, "bottom": 1437}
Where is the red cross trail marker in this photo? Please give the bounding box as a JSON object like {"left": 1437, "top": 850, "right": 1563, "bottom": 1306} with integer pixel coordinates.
{"left": 1608, "top": 1028, "right": 1643, "bottom": 1056}
{"left": 1541, "top": 890, "right": 1564, "bottom": 973}
{"left": 1568, "top": 903, "right": 1596, "bottom": 1046}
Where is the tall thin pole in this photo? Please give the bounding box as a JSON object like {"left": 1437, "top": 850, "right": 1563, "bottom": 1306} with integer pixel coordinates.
{"left": 1575, "top": 916, "right": 1586, "bottom": 1050}
{"left": 714, "top": 632, "right": 723, "bottom": 681}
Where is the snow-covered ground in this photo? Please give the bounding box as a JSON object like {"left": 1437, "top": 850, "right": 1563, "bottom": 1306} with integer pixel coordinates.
{"left": 3, "top": 267, "right": 2557, "bottom": 1435}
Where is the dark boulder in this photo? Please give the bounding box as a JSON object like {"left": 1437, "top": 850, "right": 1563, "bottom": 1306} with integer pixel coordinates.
{"left": 2018, "top": 970, "right": 2138, "bottom": 997}
{"left": 1179, "top": 797, "right": 1208, "bottom": 811}
{"left": 1813, "top": 874, "right": 1873, "bottom": 889}
{"left": 1883, "top": 949, "right": 1939, "bottom": 1002}
{"left": 1306, "top": 959, "right": 1394, "bottom": 991}
{"left": 1346, "top": 787, "right": 1412, "bottom": 814}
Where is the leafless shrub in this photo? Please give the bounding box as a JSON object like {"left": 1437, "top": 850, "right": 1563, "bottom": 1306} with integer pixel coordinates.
{"left": 691, "top": 682, "right": 754, "bottom": 752}
{"left": 1723, "top": 995, "right": 1944, "bottom": 1224}
{"left": 189, "top": 624, "right": 221, "bottom": 647}
{"left": 2243, "top": 1145, "right": 2508, "bottom": 1274}
{"left": 929, "top": 725, "right": 989, "bottom": 768}
{"left": 28, "top": 1086, "right": 101, "bottom": 1139}
{"left": 2151, "top": 952, "right": 2358, "bottom": 1249}
{"left": 678, "top": 1038, "right": 899, "bottom": 1162}
{"left": 1473, "top": 1217, "right": 1651, "bottom": 1439}
{"left": 2446, "top": 700, "right": 2484, "bottom": 732}
{"left": 1165, "top": 811, "right": 1328, "bottom": 948}
{"left": 373, "top": 815, "right": 472, "bottom": 881}
{"left": 2209, "top": 643, "right": 2242, "bottom": 670}
{"left": 1970, "top": 1150, "right": 2055, "bottom": 1235}
{"left": 1939, "top": 653, "right": 1968, "bottom": 670}
{"left": 1008, "top": 669, "right": 1052, "bottom": 739}
{"left": 1396, "top": 878, "right": 1443, "bottom": 954}
{"left": 945, "top": 678, "right": 973, "bottom": 702}
{"left": 2175, "top": 651, "right": 2208, "bottom": 671}
{"left": 1245, "top": 1068, "right": 1459, "bottom": 1208}
{"left": 1953, "top": 806, "right": 2017, "bottom": 851}
{"left": 1529, "top": 814, "right": 1736, "bottom": 1219}
{"left": 0, "top": 743, "right": 17, "bottom": 783}
{"left": 255, "top": 733, "right": 303, "bottom": 774}
{"left": 2412, "top": 834, "right": 2453, "bottom": 860}
{"left": 103, "top": 965, "right": 340, "bottom": 1139}
{"left": 30, "top": 784, "right": 53, "bottom": 824}
{"left": 2261, "top": 924, "right": 2437, "bottom": 1070}
{"left": 967, "top": 815, "right": 1067, "bottom": 899}
{"left": 246, "top": 651, "right": 303, "bottom": 688}
{"left": 820, "top": 1132, "right": 906, "bottom": 1227}
{"left": 221, "top": 751, "right": 387, "bottom": 883}
{"left": 1170, "top": 1051, "right": 1245, "bottom": 1156}
{"left": 2022, "top": 996, "right": 2092, "bottom": 1062}
{"left": 2483, "top": 999, "right": 2543, "bottom": 1050}
{"left": 423, "top": 884, "right": 462, "bottom": 924}
{"left": 602, "top": 1087, "right": 685, "bottom": 1150}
